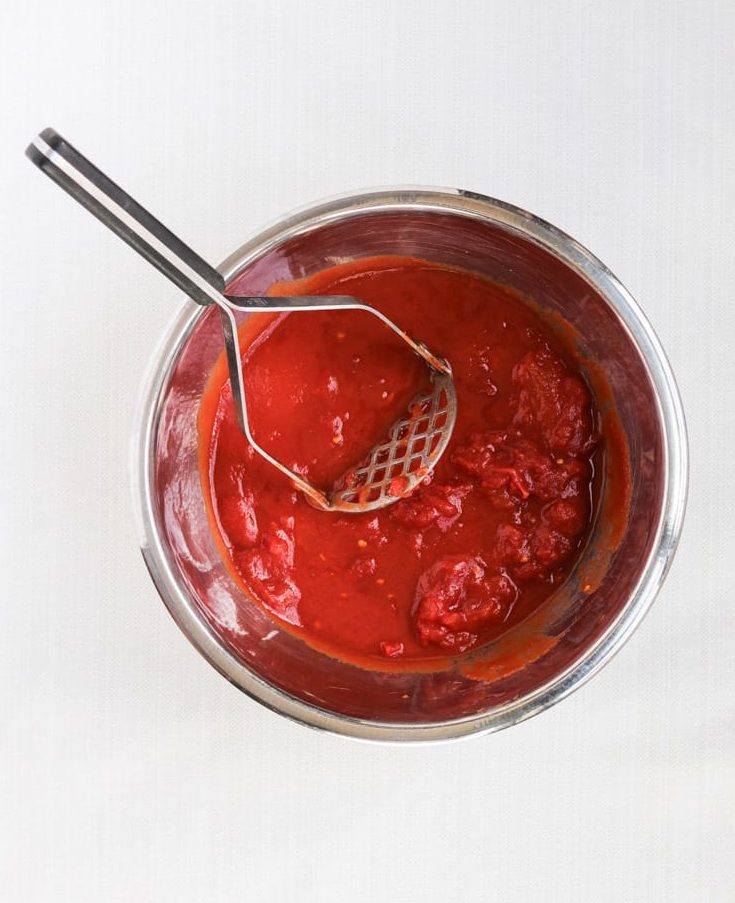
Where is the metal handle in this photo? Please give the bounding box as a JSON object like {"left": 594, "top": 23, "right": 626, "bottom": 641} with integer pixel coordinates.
{"left": 26, "top": 128, "right": 226, "bottom": 306}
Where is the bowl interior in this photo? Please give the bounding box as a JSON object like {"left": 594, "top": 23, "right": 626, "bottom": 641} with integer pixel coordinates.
{"left": 146, "top": 199, "right": 667, "bottom": 733}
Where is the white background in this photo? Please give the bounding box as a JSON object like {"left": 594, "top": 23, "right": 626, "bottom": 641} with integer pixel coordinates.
{"left": 1, "top": 1, "right": 733, "bottom": 901}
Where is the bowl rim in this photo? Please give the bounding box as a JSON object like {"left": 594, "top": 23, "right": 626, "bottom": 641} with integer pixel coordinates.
{"left": 131, "top": 186, "right": 688, "bottom": 743}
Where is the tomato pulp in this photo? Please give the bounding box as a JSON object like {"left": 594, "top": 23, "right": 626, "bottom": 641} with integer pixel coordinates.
{"left": 198, "top": 257, "right": 603, "bottom": 666}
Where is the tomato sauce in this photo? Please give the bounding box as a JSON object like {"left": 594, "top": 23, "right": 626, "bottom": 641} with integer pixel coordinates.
{"left": 198, "top": 257, "right": 602, "bottom": 666}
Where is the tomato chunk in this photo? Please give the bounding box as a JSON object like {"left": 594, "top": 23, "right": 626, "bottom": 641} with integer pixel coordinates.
{"left": 413, "top": 555, "right": 517, "bottom": 653}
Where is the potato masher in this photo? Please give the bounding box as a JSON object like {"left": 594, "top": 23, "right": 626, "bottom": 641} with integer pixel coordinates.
{"left": 26, "top": 128, "right": 457, "bottom": 512}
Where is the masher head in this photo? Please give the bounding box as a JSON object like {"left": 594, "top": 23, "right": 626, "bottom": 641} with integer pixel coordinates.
{"left": 221, "top": 296, "right": 458, "bottom": 514}
{"left": 329, "top": 369, "right": 457, "bottom": 512}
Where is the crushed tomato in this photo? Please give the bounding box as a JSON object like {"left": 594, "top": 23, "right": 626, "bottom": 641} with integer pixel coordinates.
{"left": 199, "top": 257, "right": 602, "bottom": 664}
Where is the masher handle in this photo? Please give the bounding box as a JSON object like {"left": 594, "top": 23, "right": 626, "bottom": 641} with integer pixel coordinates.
{"left": 26, "top": 128, "right": 225, "bottom": 306}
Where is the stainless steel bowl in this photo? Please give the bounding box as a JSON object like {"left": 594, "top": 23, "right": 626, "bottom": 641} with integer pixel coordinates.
{"left": 132, "top": 188, "right": 687, "bottom": 742}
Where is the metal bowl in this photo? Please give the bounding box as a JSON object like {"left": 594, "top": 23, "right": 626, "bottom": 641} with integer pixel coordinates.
{"left": 132, "top": 188, "right": 688, "bottom": 742}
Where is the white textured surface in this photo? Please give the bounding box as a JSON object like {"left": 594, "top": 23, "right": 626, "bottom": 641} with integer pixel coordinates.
{"left": 1, "top": 1, "right": 733, "bottom": 900}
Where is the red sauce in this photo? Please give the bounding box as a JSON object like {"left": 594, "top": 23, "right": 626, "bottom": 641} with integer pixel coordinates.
{"left": 198, "top": 257, "right": 602, "bottom": 666}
